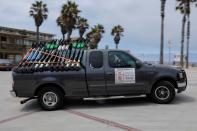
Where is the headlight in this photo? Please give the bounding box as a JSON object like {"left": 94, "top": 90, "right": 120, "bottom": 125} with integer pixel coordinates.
{"left": 178, "top": 72, "right": 184, "bottom": 79}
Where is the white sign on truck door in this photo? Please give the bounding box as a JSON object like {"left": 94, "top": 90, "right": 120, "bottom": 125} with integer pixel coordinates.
{"left": 115, "top": 68, "right": 135, "bottom": 84}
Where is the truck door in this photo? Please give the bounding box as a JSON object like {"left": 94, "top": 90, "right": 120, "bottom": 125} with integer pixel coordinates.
{"left": 105, "top": 51, "right": 146, "bottom": 95}
{"left": 86, "top": 51, "right": 107, "bottom": 96}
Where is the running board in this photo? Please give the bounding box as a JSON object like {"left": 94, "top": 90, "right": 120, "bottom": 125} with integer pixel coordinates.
{"left": 83, "top": 95, "right": 144, "bottom": 101}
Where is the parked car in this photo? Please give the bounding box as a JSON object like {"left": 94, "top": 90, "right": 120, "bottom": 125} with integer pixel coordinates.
{"left": 0, "top": 59, "right": 14, "bottom": 71}
{"left": 11, "top": 49, "right": 187, "bottom": 110}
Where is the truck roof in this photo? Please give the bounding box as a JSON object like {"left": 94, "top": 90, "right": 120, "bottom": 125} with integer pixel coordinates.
{"left": 85, "top": 49, "right": 131, "bottom": 53}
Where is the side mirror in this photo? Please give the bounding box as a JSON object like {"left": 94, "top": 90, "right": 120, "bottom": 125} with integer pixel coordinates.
{"left": 136, "top": 60, "right": 142, "bottom": 68}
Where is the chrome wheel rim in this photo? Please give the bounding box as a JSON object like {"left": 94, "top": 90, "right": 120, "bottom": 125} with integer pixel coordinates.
{"left": 43, "top": 92, "right": 58, "bottom": 107}
{"left": 155, "top": 86, "right": 170, "bottom": 100}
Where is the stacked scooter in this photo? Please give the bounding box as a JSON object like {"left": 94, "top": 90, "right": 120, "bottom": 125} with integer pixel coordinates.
{"left": 13, "top": 39, "right": 85, "bottom": 74}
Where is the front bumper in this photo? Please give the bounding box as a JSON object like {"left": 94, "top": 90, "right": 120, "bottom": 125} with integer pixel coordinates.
{"left": 10, "top": 90, "right": 16, "bottom": 97}
{"left": 177, "top": 81, "right": 187, "bottom": 93}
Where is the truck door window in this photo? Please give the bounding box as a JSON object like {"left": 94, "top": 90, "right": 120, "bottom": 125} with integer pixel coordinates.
{"left": 108, "top": 51, "right": 136, "bottom": 68}
{"left": 89, "top": 51, "right": 103, "bottom": 68}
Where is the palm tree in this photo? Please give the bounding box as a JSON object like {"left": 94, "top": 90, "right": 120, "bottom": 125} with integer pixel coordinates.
{"left": 86, "top": 31, "right": 94, "bottom": 48}
{"left": 87, "top": 24, "right": 105, "bottom": 49}
{"left": 29, "top": 1, "right": 48, "bottom": 43}
{"left": 186, "top": 1, "right": 190, "bottom": 68}
{"left": 105, "top": 45, "right": 109, "bottom": 49}
{"left": 160, "top": 0, "right": 166, "bottom": 64}
{"left": 185, "top": 0, "right": 197, "bottom": 68}
{"left": 56, "top": 16, "right": 67, "bottom": 40}
{"left": 111, "top": 25, "right": 124, "bottom": 49}
{"left": 76, "top": 17, "right": 89, "bottom": 39}
{"left": 61, "top": 1, "right": 80, "bottom": 40}
{"left": 176, "top": 0, "right": 188, "bottom": 68}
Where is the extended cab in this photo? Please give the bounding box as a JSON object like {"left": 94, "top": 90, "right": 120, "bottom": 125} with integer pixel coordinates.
{"left": 11, "top": 50, "right": 187, "bottom": 110}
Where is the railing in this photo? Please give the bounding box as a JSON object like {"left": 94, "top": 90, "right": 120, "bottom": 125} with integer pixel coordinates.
{"left": 0, "top": 43, "right": 26, "bottom": 52}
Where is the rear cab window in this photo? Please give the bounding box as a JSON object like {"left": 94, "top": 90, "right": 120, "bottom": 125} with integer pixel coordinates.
{"left": 89, "top": 51, "right": 103, "bottom": 69}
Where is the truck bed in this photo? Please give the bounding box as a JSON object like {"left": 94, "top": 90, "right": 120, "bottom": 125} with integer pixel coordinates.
{"left": 12, "top": 69, "right": 88, "bottom": 98}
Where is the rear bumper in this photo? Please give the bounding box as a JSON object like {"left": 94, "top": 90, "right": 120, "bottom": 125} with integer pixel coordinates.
{"left": 0, "top": 65, "right": 13, "bottom": 70}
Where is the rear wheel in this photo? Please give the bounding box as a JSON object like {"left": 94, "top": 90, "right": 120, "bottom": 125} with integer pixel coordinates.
{"left": 38, "top": 87, "right": 64, "bottom": 111}
{"left": 151, "top": 81, "right": 175, "bottom": 104}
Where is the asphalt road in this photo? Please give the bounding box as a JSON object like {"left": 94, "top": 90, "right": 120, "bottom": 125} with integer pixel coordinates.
{"left": 0, "top": 68, "right": 197, "bottom": 131}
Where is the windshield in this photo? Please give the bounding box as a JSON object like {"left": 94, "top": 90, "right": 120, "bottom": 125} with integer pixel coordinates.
{"left": 126, "top": 51, "right": 143, "bottom": 64}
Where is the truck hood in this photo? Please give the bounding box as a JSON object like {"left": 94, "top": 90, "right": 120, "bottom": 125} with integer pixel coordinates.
{"left": 144, "top": 62, "right": 182, "bottom": 72}
{"left": 155, "top": 64, "right": 182, "bottom": 71}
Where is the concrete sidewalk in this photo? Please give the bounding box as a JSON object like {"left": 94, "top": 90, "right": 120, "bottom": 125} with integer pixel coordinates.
{"left": 0, "top": 68, "right": 196, "bottom": 131}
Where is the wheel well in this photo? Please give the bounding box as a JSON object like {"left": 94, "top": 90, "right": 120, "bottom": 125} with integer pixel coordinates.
{"left": 152, "top": 78, "right": 177, "bottom": 92}
{"left": 35, "top": 83, "right": 65, "bottom": 96}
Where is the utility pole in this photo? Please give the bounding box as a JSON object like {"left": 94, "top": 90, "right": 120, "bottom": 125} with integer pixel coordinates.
{"left": 160, "top": 0, "right": 166, "bottom": 64}
{"left": 168, "top": 40, "right": 172, "bottom": 65}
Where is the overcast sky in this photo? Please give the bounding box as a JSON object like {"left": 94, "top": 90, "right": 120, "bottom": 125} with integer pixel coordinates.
{"left": 0, "top": 0, "right": 197, "bottom": 55}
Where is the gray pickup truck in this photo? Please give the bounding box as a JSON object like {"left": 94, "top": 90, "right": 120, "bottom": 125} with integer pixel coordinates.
{"left": 11, "top": 49, "right": 187, "bottom": 110}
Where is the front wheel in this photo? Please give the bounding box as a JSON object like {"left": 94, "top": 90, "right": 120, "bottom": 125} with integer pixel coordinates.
{"left": 151, "top": 81, "right": 175, "bottom": 104}
{"left": 38, "top": 87, "right": 64, "bottom": 111}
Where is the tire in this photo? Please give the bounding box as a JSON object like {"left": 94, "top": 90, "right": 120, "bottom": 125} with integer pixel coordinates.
{"left": 38, "top": 86, "right": 64, "bottom": 111}
{"left": 151, "top": 81, "right": 175, "bottom": 104}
